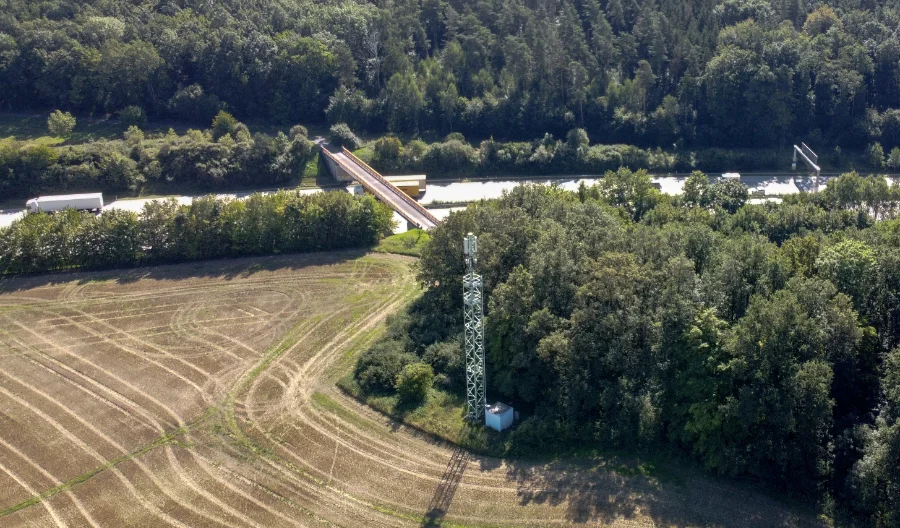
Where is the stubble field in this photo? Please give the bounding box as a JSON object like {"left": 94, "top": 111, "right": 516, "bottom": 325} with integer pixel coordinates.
{"left": 0, "top": 251, "right": 823, "bottom": 527}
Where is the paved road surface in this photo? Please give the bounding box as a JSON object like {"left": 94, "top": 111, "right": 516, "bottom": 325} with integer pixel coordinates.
{"left": 329, "top": 149, "right": 438, "bottom": 229}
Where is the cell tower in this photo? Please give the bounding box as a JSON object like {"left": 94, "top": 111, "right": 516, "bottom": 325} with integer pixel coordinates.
{"left": 793, "top": 142, "right": 821, "bottom": 192}
{"left": 463, "top": 233, "right": 486, "bottom": 421}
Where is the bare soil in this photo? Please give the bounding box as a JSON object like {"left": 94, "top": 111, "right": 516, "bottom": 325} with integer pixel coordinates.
{"left": 0, "top": 252, "right": 825, "bottom": 527}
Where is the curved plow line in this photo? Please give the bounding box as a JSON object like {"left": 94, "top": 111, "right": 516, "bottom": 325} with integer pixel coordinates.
{"left": 249, "top": 302, "right": 378, "bottom": 420}
{"left": 0, "top": 383, "right": 191, "bottom": 527}
{"left": 222, "top": 292, "right": 411, "bottom": 523}
{"left": 296, "top": 314, "right": 465, "bottom": 472}
{"left": 8, "top": 318, "right": 188, "bottom": 430}
{"left": 56, "top": 313, "right": 261, "bottom": 339}
{"left": 191, "top": 448, "right": 338, "bottom": 528}
{"left": 0, "top": 339, "right": 256, "bottom": 527}
{"left": 300, "top": 399, "right": 472, "bottom": 483}
{"left": 71, "top": 291, "right": 292, "bottom": 320}
{"left": 66, "top": 307, "right": 217, "bottom": 385}
{"left": 202, "top": 443, "right": 406, "bottom": 528}
{"left": 183, "top": 445, "right": 309, "bottom": 528}
{"left": 3, "top": 324, "right": 298, "bottom": 528}
{"left": 2, "top": 257, "right": 415, "bottom": 526}
{"left": 285, "top": 404, "right": 517, "bottom": 502}
{"left": 0, "top": 326, "right": 173, "bottom": 436}
{"left": 302, "top": 388, "right": 512, "bottom": 488}
{"left": 0, "top": 372, "right": 244, "bottom": 528}
{"left": 0, "top": 459, "right": 66, "bottom": 526}
{"left": 1, "top": 334, "right": 165, "bottom": 442}
{"left": 241, "top": 309, "right": 345, "bottom": 410}
{"left": 0, "top": 410, "right": 212, "bottom": 522}
{"left": 221, "top": 311, "right": 334, "bottom": 455}
{"left": 168, "top": 300, "right": 248, "bottom": 364}
{"left": 0, "top": 436, "right": 99, "bottom": 527}
{"left": 289, "top": 372, "right": 466, "bottom": 480}
{"left": 31, "top": 309, "right": 210, "bottom": 405}
{"left": 46, "top": 269, "right": 395, "bottom": 306}
{"left": 179, "top": 290, "right": 379, "bottom": 521}
{"left": 1, "top": 371, "right": 241, "bottom": 527}
{"left": 239, "top": 294, "right": 443, "bottom": 524}
{"left": 250, "top": 293, "right": 399, "bottom": 422}
{"left": 50, "top": 286, "right": 292, "bottom": 319}
{"left": 243, "top": 299, "right": 470, "bottom": 525}
{"left": 160, "top": 446, "right": 266, "bottom": 528}
{"left": 260, "top": 287, "right": 523, "bottom": 525}
{"left": 166, "top": 284, "right": 308, "bottom": 364}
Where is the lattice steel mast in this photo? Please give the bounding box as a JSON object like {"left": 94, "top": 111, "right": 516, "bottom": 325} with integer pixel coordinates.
{"left": 463, "top": 233, "right": 486, "bottom": 421}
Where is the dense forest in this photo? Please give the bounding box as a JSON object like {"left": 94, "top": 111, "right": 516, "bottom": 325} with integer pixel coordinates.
{"left": 0, "top": 190, "right": 394, "bottom": 274}
{"left": 2, "top": 0, "right": 900, "bottom": 151}
{"left": 356, "top": 171, "right": 900, "bottom": 525}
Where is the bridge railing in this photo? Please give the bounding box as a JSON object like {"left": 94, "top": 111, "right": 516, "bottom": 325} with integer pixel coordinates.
{"left": 321, "top": 147, "right": 382, "bottom": 197}
{"left": 340, "top": 147, "right": 439, "bottom": 226}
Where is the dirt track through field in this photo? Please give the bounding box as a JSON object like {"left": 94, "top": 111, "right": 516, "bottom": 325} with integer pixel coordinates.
{"left": 0, "top": 252, "right": 825, "bottom": 527}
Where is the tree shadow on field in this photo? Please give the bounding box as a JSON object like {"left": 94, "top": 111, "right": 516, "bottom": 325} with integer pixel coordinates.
{"left": 0, "top": 249, "right": 372, "bottom": 293}
{"left": 503, "top": 456, "right": 826, "bottom": 527}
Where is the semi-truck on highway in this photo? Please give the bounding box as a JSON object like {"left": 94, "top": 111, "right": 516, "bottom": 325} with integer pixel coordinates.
{"left": 26, "top": 193, "right": 104, "bottom": 213}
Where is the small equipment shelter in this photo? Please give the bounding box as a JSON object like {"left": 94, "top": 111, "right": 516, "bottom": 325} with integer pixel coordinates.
{"left": 485, "top": 402, "right": 514, "bottom": 432}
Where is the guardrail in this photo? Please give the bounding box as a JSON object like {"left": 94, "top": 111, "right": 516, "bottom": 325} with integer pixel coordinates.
{"left": 340, "top": 147, "right": 440, "bottom": 226}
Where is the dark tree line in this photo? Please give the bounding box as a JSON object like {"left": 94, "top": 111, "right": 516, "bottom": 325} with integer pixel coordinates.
{"left": 367, "top": 128, "right": 820, "bottom": 177}
{"left": 0, "top": 191, "right": 394, "bottom": 275}
{"left": 2, "top": 0, "right": 900, "bottom": 151}
{"left": 357, "top": 171, "right": 900, "bottom": 525}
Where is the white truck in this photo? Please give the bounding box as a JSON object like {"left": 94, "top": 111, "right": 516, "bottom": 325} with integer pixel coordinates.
{"left": 26, "top": 193, "right": 104, "bottom": 214}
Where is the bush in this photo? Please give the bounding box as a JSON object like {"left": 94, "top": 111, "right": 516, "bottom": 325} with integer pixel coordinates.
{"left": 118, "top": 106, "right": 146, "bottom": 129}
{"left": 395, "top": 362, "right": 434, "bottom": 403}
{"left": 124, "top": 126, "right": 144, "bottom": 148}
{"left": 48, "top": 110, "right": 76, "bottom": 138}
{"left": 566, "top": 128, "right": 590, "bottom": 152}
{"left": 289, "top": 125, "right": 309, "bottom": 139}
{"left": 211, "top": 111, "right": 240, "bottom": 140}
{"left": 707, "top": 179, "right": 749, "bottom": 213}
{"left": 422, "top": 340, "right": 463, "bottom": 387}
{"left": 423, "top": 139, "right": 478, "bottom": 174}
{"left": 372, "top": 136, "right": 402, "bottom": 171}
{"left": 168, "top": 84, "right": 223, "bottom": 124}
{"left": 329, "top": 123, "right": 360, "bottom": 150}
{"left": 355, "top": 340, "right": 417, "bottom": 393}
{"left": 325, "top": 87, "right": 373, "bottom": 131}
{"left": 401, "top": 139, "right": 427, "bottom": 170}
{"left": 98, "top": 152, "right": 142, "bottom": 191}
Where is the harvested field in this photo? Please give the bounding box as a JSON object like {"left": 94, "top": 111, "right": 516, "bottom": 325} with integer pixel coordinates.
{"left": 0, "top": 251, "right": 824, "bottom": 527}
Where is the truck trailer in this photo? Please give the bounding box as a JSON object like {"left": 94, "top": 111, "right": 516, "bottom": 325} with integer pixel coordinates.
{"left": 26, "top": 193, "right": 104, "bottom": 214}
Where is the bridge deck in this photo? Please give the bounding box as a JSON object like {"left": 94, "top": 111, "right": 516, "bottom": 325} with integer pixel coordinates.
{"left": 323, "top": 148, "right": 438, "bottom": 230}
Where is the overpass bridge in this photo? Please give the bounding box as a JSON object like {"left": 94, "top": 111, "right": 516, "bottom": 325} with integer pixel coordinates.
{"left": 321, "top": 146, "right": 439, "bottom": 230}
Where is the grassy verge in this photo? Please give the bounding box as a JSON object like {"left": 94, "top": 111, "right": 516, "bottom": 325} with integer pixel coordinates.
{"left": 0, "top": 112, "right": 324, "bottom": 147}
{"left": 337, "top": 374, "right": 501, "bottom": 456}
{"left": 0, "top": 112, "right": 194, "bottom": 145}
{"left": 352, "top": 146, "right": 374, "bottom": 164}
{"left": 371, "top": 229, "right": 431, "bottom": 257}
